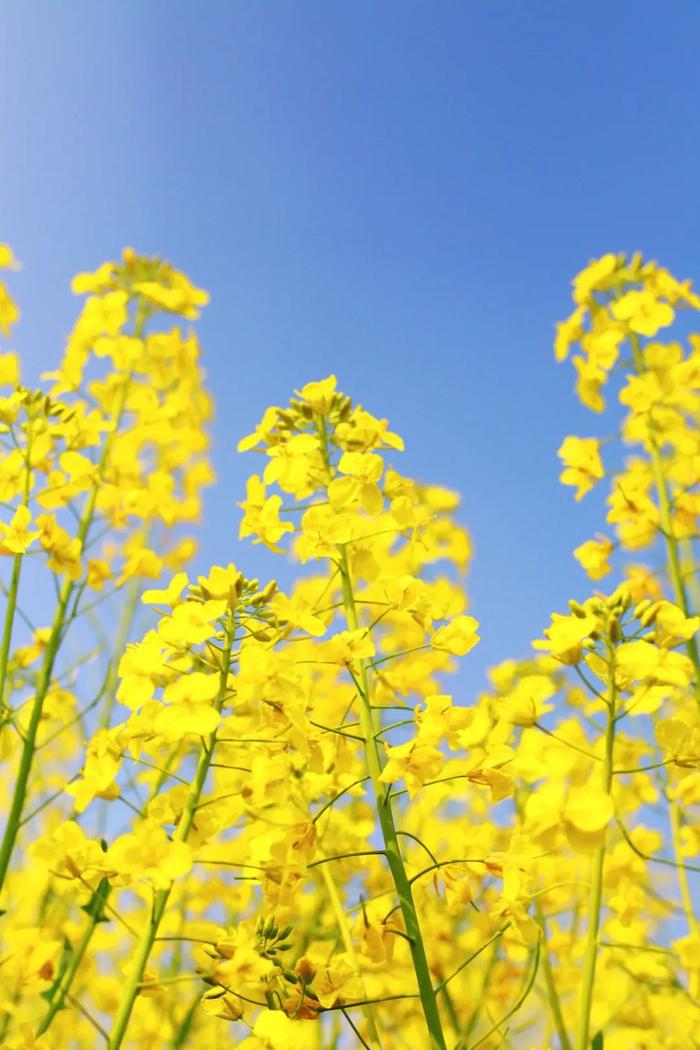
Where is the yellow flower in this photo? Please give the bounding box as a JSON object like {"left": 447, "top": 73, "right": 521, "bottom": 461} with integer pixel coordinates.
{"left": 200, "top": 987, "right": 244, "bottom": 1021}
{"left": 152, "top": 702, "right": 221, "bottom": 740}
{"left": 271, "top": 589, "right": 327, "bottom": 637}
{"left": 0, "top": 929, "right": 63, "bottom": 995}
{"left": 532, "top": 611, "right": 597, "bottom": 664}
{"left": 86, "top": 557, "right": 112, "bottom": 590}
{"left": 328, "top": 450, "right": 384, "bottom": 514}
{"left": 0, "top": 505, "right": 39, "bottom": 555}
{"left": 554, "top": 307, "right": 585, "bottom": 362}
{"left": 246, "top": 1009, "right": 317, "bottom": 1049}
{"left": 656, "top": 717, "right": 700, "bottom": 767}
{"left": 0, "top": 351, "right": 20, "bottom": 386}
{"left": 106, "top": 824, "right": 192, "bottom": 889}
{"left": 71, "top": 260, "right": 118, "bottom": 295}
{"left": 312, "top": 955, "right": 365, "bottom": 1008}
{"left": 131, "top": 272, "right": 209, "bottom": 319}
{"left": 616, "top": 639, "right": 693, "bottom": 688}
{"left": 431, "top": 615, "right": 480, "bottom": 655}
{"left": 0, "top": 243, "right": 20, "bottom": 270}
{"left": 0, "top": 283, "right": 20, "bottom": 337}
{"left": 80, "top": 290, "right": 129, "bottom": 336}
{"left": 415, "top": 693, "right": 475, "bottom": 747}
{"left": 239, "top": 475, "right": 294, "bottom": 551}
{"left": 35, "top": 513, "right": 83, "bottom": 580}
{"left": 641, "top": 600, "right": 700, "bottom": 649}
{"left": 572, "top": 252, "right": 620, "bottom": 306}
{"left": 379, "top": 738, "right": 444, "bottom": 796}
{"left": 296, "top": 374, "right": 337, "bottom": 414}
{"left": 336, "top": 407, "right": 404, "bottom": 451}
{"left": 324, "top": 628, "right": 375, "bottom": 666}
{"left": 157, "top": 598, "right": 227, "bottom": 647}
{"left": 142, "top": 571, "right": 189, "bottom": 607}
{"left": 66, "top": 729, "right": 121, "bottom": 812}
{"left": 612, "top": 288, "right": 675, "bottom": 337}
{"left": 572, "top": 354, "right": 607, "bottom": 412}
{"left": 558, "top": 435, "right": 604, "bottom": 500}
{"left": 562, "top": 785, "right": 613, "bottom": 852}
{"left": 58, "top": 449, "right": 97, "bottom": 490}
{"left": 465, "top": 744, "right": 516, "bottom": 802}
{"left": 574, "top": 534, "right": 614, "bottom": 580}
{"left": 296, "top": 504, "right": 354, "bottom": 561}
{"left": 30, "top": 820, "right": 106, "bottom": 882}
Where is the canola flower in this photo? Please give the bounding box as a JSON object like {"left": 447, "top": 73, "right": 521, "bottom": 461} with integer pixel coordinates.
{"left": 0, "top": 246, "right": 697, "bottom": 1050}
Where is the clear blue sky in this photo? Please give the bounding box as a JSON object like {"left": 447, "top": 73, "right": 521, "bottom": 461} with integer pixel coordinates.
{"left": 2, "top": 1, "right": 699, "bottom": 693}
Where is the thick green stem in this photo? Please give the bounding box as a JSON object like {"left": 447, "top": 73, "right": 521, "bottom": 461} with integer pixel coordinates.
{"left": 337, "top": 547, "right": 447, "bottom": 1050}
{"left": 106, "top": 619, "right": 233, "bottom": 1050}
{"left": 574, "top": 646, "right": 616, "bottom": 1050}
{"left": 630, "top": 335, "right": 700, "bottom": 706}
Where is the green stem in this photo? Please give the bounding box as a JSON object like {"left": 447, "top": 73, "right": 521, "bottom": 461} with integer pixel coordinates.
{"left": 36, "top": 747, "right": 180, "bottom": 1038}
{"left": 630, "top": 334, "right": 700, "bottom": 706}
{"left": 459, "top": 939, "right": 499, "bottom": 1044}
{"left": 441, "top": 985, "right": 461, "bottom": 1038}
{"left": 37, "top": 879, "right": 111, "bottom": 1035}
{"left": 534, "top": 899, "right": 572, "bottom": 1050}
{"left": 0, "top": 574, "right": 75, "bottom": 893}
{"left": 574, "top": 644, "right": 616, "bottom": 1050}
{"left": 514, "top": 789, "right": 571, "bottom": 1050}
{"left": 0, "top": 553, "right": 23, "bottom": 709}
{"left": 320, "top": 863, "right": 383, "bottom": 1049}
{"left": 99, "top": 569, "right": 145, "bottom": 730}
{"left": 669, "top": 797, "right": 698, "bottom": 936}
{"left": 337, "top": 547, "right": 447, "bottom": 1050}
{"left": 170, "top": 995, "right": 200, "bottom": 1049}
{"left": 106, "top": 617, "right": 233, "bottom": 1050}
{"left": 0, "top": 460, "right": 32, "bottom": 711}
{"left": 0, "top": 338, "right": 140, "bottom": 896}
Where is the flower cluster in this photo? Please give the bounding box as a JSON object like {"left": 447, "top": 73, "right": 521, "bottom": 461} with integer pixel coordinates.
{"left": 0, "top": 247, "right": 698, "bottom": 1050}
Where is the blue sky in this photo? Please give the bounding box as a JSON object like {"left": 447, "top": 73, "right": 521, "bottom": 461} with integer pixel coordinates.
{"left": 2, "top": 1, "right": 699, "bottom": 693}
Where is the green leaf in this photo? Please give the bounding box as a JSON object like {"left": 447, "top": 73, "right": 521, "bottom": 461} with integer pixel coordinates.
{"left": 80, "top": 877, "right": 111, "bottom": 922}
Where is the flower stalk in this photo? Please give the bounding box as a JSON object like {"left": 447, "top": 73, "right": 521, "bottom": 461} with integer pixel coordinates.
{"left": 574, "top": 642, "right": 616, "bottom": 1050}
{"left": 107, "top": 615, "right": 234, "bottom": 1050}
{"left": 337, "top": 546, "right": 447, "bottom": 1050}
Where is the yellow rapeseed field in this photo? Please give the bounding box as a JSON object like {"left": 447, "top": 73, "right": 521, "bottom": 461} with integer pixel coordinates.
{"left": 0, "top": 246, "right": 698, "bottom": 1049}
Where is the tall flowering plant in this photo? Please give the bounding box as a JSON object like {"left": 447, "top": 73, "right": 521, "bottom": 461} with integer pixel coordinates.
{"left": 0, "top": 246, "right": 697, "bottom": 1050}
